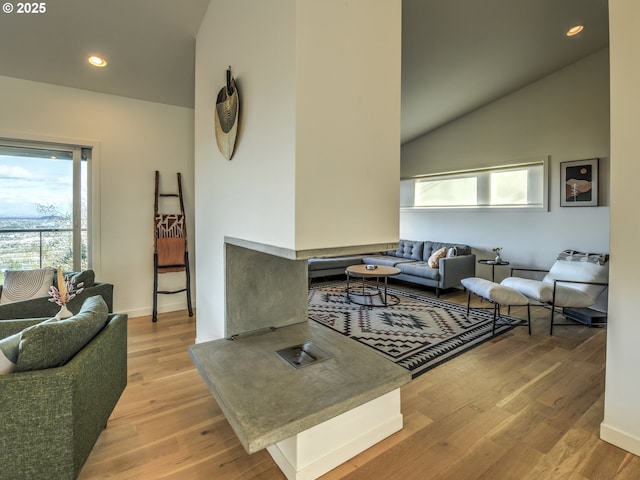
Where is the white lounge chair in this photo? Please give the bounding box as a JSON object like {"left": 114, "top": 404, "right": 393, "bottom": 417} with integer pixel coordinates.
{"left": 501, "top": 250, "right": 609, "bottom": 335}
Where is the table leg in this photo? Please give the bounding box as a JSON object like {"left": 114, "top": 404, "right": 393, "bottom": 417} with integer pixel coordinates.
{"left": 346, "top": 271, "right": 351, "bottom": 303}
{"left": 383, "top": 276, "right": 388, "bottom": 305}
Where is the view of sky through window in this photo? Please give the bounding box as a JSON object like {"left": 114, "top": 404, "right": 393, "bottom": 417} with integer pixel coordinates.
{"left": 0, "top": 154, "right": 74, "bottom": 220}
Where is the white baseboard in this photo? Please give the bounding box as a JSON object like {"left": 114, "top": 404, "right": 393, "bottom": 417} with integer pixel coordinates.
{"left": 267, "top": 389, "right": 403, "bottom": 480}
{"left": 124, "top": 301, "right": 194, "bottom": 319}
{"left": 600, "top": 422, "right": 640, "bottom": 456}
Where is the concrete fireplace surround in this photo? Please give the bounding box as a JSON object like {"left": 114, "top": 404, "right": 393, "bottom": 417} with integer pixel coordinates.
{"left": 224, "top": 236, "right": 397, "bottom": 338}
{"left": 190, "top": 237, "right": 409, "bottom": 480}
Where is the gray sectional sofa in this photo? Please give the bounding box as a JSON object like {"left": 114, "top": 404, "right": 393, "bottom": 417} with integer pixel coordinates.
{"left": 308, "top": 239, "right": 476, "bottom": 296}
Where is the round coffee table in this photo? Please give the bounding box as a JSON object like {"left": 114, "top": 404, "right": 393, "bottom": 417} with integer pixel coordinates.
{"left": 345, "top": 264, "right": 401, "bottom": 307}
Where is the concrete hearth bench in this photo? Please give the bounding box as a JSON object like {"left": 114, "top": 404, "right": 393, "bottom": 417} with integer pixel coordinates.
{"left": 189, "top": 321, "right": 410, "bottom": 480}
{"left": 461, "top": 277, "right": 531, "bottom": 335}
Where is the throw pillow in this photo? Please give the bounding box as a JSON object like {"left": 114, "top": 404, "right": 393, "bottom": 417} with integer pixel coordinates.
{"left": 428, "top": 247, "right": 448, "bottom": 268}
{"left": 15, "top": 295, "right": 109, "bottom": 372}
{"left": 556, "top": 250, "right": 609, "bottom": 265}
{"left": 0, "top": 332, "right": 21, "bottom": 375}
{"left": 0, "top": 267, "right": 55, "bottom": 304}
{"left": 61, "top": 269, "right": 95, "bottom": 289}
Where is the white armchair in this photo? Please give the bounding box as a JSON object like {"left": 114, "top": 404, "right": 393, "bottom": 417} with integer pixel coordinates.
{"left": 501, "top": 251, "right": 609, "bottom": 334}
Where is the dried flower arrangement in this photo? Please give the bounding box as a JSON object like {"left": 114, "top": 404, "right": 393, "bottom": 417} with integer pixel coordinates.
{"left": 48, "top": 268, "right": 84, "bottom": 307}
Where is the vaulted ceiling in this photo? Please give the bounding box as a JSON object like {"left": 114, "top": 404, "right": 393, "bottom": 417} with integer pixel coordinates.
{"left": 0, "top": 0, "right": 609, "bottom": 144}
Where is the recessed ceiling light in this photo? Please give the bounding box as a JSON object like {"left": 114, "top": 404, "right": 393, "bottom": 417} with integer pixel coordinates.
{"left": 566, "top": 25, "right": 584, "bottom": 37}
{"left": 88, "top": 55, "right": 107, "bottom": 67}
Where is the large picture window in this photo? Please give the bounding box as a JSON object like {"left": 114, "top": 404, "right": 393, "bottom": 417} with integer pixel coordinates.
{"left": 401, "top": 158, "right": 548, "bottom": 210}
{"left": 0, "top": 140, "right": 90, "bottom": 281}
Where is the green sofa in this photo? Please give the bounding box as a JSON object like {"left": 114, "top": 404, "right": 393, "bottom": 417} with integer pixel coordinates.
{"left": 0, "top": 312, "right": 127, "bottom": 479}
{"left": 0, "top": 270, "right": 114, "bottom": 320}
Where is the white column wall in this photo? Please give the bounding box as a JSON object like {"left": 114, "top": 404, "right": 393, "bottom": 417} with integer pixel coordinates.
{"left": 294, "top": 0, "right": 402, "bottom": 250}
{"left": 194, "top": 0, "right": 401, "bottom": 342}
{"left": 195, "top": 0, "right": 297, "bottom": 341}
{"left": 600, "top": 0, "right": 640, "bottom": 456}
{"left": 0, "top": 75, "right": 194, "bottom": 317}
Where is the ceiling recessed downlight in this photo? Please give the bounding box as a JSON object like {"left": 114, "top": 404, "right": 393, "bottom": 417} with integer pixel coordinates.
{"left": 566, "top": 25, "right": 584, "bottom": 37}
{"left": 88, "top": 55, "right": 107, "bottom": 67}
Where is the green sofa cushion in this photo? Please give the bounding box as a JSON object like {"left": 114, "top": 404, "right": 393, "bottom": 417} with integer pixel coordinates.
{"left": 61, "top": 269, "right": 96, "bottom": 289}
{"left": 15, "top": 295, "right": 109, "bottom": 372}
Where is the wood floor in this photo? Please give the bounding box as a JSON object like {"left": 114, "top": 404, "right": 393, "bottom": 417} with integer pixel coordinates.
{"left": 79, "top": 286, "right": 640, "bottom": 480}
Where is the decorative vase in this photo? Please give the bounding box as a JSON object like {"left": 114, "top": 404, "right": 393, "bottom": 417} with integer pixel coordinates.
{"left": 495, "top": 255, "right": 502, "bottom": 263}
{"left": 55, "top": 304, "right": 73, "bottom": 320}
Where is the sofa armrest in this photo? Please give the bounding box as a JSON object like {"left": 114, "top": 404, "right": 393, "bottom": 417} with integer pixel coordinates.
{"left": 439, "top": 254, "right": 476, "bottom": 289}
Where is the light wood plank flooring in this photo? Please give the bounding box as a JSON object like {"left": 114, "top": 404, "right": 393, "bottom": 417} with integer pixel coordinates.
{"left": 79, "top": 286, "right": 640, "bottom": 480}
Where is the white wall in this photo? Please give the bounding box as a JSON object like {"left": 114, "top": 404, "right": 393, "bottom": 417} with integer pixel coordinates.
{"left": 294, "top": 0, "right": 401, "bottom": 250}
{"left": 400, "top": 49, "right": 610, "bottom": 278}
{"left": 601, "top": 0, "right": 640, "bottom": 456}
{"left": 194, "top": 0, "right": 401, "bottom": 342}
{"left": 194, "top": 0, "right": 297, "bottom": 341}
{"left": 0, "top": 75, "right": 195, "bottom": 317}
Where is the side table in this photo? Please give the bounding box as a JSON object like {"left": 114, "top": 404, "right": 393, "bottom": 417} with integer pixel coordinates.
{"left": 477, "top": 259, "right": 510, "bottom": 282}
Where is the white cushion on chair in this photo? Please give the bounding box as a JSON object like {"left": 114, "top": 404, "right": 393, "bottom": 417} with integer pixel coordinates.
{"left": 542, "top": 260, "right": 608, "bottom": 300}
{"left": 462, "top": 277, "right": 529, "bottom": 306}
{"left": 551, "top": 285, "right": 595, "bottom": 308}
{"left": 501, "top": 276, "right": 595, "bottom": 308}
{"left": 501, "top": 277, "right": 553, "bottom": 303}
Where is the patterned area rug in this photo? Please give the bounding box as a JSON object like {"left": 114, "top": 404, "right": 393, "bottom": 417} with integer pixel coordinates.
{"left": 308, "top": 281, "right": 523, "bottom": 378}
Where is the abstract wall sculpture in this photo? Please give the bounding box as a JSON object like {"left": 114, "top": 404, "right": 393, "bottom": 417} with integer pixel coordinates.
{"left": 214, "top": 67, "right": 240, "bottom": 160}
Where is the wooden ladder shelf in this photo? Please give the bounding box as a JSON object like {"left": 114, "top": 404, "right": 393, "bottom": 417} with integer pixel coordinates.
{"left": 153, "top": 171, "right": 193, "bottom": 322}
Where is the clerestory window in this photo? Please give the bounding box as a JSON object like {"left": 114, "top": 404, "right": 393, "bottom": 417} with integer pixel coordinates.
{"left": 400, "top": 158, "right": 548, "bottom": 211}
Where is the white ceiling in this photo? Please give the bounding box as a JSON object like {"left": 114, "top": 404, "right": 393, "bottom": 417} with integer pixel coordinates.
{"left": 0, "top": 0, "right": 211, "bottom": 108}
{"left": 0, "top": 0, "right": 609, "bottom": 144}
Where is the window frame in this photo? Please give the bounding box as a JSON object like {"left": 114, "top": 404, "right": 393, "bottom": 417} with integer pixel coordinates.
{"left": 0, "top": 134, "right": 101, "bottom": 272}
{"left": 400, "top": 157, "right": 549, "bottom": 212}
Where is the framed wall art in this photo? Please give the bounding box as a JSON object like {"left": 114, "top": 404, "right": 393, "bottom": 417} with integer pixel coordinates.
{"left": 560, "top": 158, "right": 598, "bottom": 207}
